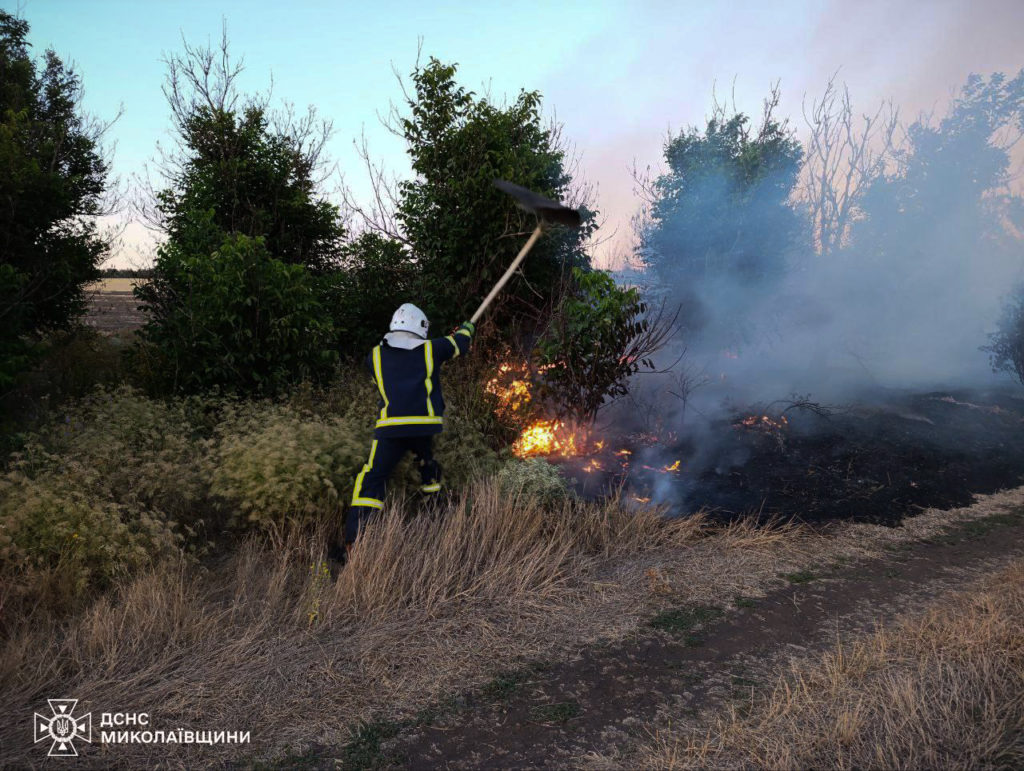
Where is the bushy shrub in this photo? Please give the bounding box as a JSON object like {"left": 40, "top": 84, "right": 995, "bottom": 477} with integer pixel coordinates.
{"left": 32, "top": 385, "right": 215, "bottom": 528}
{"left": 535, "top": 267, "right": 654, "bottom": 422}
{"left": 209, "top": 403, "right": 372, "bottom": 529}
{"left": 134, "top": 232, "right": 338, "bottom": 396}
{"left": 496, "top": 458, "right": 570, "bottom": 505}
{"left": 982, "top": 284, "right": 1024, "bottom": 386}
{"left": 0, "top": 467, "right": 180, "bottom": 607}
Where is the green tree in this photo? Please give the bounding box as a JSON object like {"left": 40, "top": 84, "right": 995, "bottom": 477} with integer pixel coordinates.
{"left": 848, "top": 71, "right": 1024, "bottom": 374}
{"left": 136, "top": 32, "right": 344, "bottom": 394}
{"left": 640, "top": 90, "right": 804, "bottom": 288}
{"left": 392, "top": 58, "right": 595, "bottom": 335}
{"left": 137, "top": 231, "right": 336, "bottom": 394}
{"left": 155, "top": 103, "right": 343, "bottom": 273}
{"left": 851, "top": 71, "right": 1024, "bottom": 269}
{"left": 323, "top": 232, "right": 417, "bottom": 352}
{"left": 0, "top": 11, "right": 110, "bottom": 389}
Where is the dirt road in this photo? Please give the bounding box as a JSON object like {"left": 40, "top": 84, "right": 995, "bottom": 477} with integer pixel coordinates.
{"left": 335, "top": 495, "right": 1024, "bottom": 769}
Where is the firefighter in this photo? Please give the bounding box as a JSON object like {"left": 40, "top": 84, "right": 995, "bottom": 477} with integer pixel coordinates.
{"left": 333, "top": 303, "right": 474, "bottom": 560}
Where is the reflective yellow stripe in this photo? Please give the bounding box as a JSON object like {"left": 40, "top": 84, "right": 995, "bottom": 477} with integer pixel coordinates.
{"left": 375, "top": 416, "right": 444, "bottom": 428}
{"left": 445, "top": 335, "right": 459, "bottom": 358}
{"left": 455, "top": 328, "right": 472, "bottom": 338}
{"left": 351, "top": 439, "right": 378, "bottom": 505}
{"left": 424, "top": 340, "right": 435, "bottom": 417}
{"left": 372, "top": 346, "right": 388, "bottom": 420}
{"left": 420, "top": 483, "right": 441, "bottom": 493}
{"left": 352, "top": 497, "right": 384, "bottom": 509}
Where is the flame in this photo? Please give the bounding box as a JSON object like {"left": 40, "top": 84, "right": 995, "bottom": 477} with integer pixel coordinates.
{"left": 633, "top": 495, "right": 652, "bottom": 503}
{"left": 615, "top": 449, "right": 632, "bottom": 457}
{"left": 512, "top": 419, "right": 580, "bottom": 457}
{"left": 485, "top": 363, "right": 532, "bottom": 417}
{"left": 583, "top": 458, "right": 604, "bottom": 473}
{"left": 737, "top": 414, "right": 789, "bottom": 431}
{"left": 663, "top": 460, "right": 681, "bottom": 472}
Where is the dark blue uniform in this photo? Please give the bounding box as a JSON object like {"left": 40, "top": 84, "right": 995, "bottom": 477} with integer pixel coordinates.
{"left": 345, "top": 321, "right": 474, "bottom": 543}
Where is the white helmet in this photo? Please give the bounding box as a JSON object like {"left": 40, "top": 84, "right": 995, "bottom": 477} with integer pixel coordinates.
{"left": 389, "top": 303, "right": 429, "bottom": 339}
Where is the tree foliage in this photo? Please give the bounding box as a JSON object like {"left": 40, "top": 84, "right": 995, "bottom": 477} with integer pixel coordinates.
{"left": 535, "top": 268, "right": 668, "bottom": 423}
{"left": 324, "top": 232, "right": 417, "bottom": 352}
{"left": 640, "top": 91, "right": 804, "bottom": 288}
{"left": 851, "top": 71, "right": 1024, "bottom": 268}
{"left": 982, "top": 283, "right": 1024, "bottom": 386}
{"left": 393, "top": 58, "right": 595, "bottom": 334}
{"left": 0, "top": 11, "right": 110, "bottom": 388}
{"left": 136, "top": 32, "right": 344, "bottom": 394}
{"left": 137, "top": 231, "right": 336, "bottom": 395}
{"left": 156, "top": 104, "right": 343, "bottom": 273}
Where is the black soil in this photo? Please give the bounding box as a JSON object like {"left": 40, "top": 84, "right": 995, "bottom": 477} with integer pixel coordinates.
{"left": 561, "top": 388, "right": 1024, "bottom": 526}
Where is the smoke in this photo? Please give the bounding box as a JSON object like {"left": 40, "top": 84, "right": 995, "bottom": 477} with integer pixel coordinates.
{"left": 631, "top": 71, "right": 1024, "bottom": 418}
{"left": 588, "top": 71, "right": 1024, "bottom": 513}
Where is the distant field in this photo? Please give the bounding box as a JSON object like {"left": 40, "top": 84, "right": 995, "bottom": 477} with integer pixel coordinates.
{"left": 87, "top": 278, "right": 147, "bottom": 293}
{"left": 85, "top": 279, "right": 147, "bottom": 331}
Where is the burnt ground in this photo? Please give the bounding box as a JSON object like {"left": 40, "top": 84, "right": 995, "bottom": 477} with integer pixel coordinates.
{"left": 348, "top": 501, "right": 1024, "bottom": 770}
{"left": 562, "top": 388, "right": 1024, "bottom": 526}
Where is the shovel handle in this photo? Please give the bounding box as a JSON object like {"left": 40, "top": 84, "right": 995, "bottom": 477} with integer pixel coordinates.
{"left": 471, "top": 225, "right": 544, "bottom": 325}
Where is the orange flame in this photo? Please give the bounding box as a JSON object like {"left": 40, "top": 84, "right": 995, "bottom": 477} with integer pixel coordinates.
{"left": 512, "top": 419, "right": 580, "bottom": 458}
{"left": 737, "top": 414, "right": 789, "bottom": 431}
{"left": 485, "top": 363, "right": 532, "bottom": 417}
{"left": 663, "top": 460, "right": 681, "bottom": 472}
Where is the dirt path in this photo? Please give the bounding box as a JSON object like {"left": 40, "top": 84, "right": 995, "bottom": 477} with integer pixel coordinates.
{"left": 381, "top": 506, "right": 1024, "bottom": 769}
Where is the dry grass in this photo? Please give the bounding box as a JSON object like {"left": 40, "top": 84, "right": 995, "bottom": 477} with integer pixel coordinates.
{"left": 1, "top": 479, "right": 770, "bottom": 768}
{"left": 642, "top": 558, "right": 1024, "bottom": 770}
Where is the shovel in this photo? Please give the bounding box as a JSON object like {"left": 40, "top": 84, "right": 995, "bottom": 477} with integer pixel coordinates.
{"left": 470, "top": 180, "right": 583, "bottom": 324}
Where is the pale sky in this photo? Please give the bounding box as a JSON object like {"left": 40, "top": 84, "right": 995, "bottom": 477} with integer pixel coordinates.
{"left": 13, "top": 0, "right": 1024, "bottom": 268}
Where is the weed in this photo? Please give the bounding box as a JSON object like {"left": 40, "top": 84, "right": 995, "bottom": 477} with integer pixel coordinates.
{"left": 650, "top": 605, "right": 724, "bottom": 646}
{"left": 480, "top": 670, "right": 530, "bottom": 702}
{"left": 341, "top": 719, "right": 403, "bottom": 770}
{"left": 734, "top": 595, "right": 757, "bottom": 608}
{"left": 529, "top": 701, "right": 581, "bottom": 724}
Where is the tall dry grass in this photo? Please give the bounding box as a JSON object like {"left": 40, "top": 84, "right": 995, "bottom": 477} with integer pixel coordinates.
{"left": 644, "top": 558, "right": 1024, "bottom": 770}
{"left": 0, "top": 478, "right": 710, "bottom": 767}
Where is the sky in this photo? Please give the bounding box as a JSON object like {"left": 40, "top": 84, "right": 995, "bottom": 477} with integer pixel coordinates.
{"left": 11, "top": 0, "right": 1024, "bottom": 268}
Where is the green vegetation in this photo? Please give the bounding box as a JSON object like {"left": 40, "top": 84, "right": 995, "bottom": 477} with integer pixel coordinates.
{"left": 0, "top": 12, "right": 111, "bottom": 390}
{"left": 983, "top": 283, "right": 1024, "bottom": 386}
{"left": 640, "top": 90, "right": 804, "bottom": 288}
{"left": 0, "top": 379, "right": 499, "bottom": 613}
{"left": 928, "top": 509, "right": 1024, "bottom": 546}
{"left": 649, "top": 604, "right": 725, "bottom": 645}
{"left": 340, "top": 719, "right": 404, "bottom": 769}
{"left": 393, "top": 57, "right": 594, "bottom": 335}
{"left": 534, "top": 267, "right": 660, "bottom": 423}
{"left": 528, "top": 700, "right": 582, "bottom": 724}
{"left": 136, "top": 232, "right": 338, "bottom": 395}
{"left": 135, "top": 34, "right": 344, "bottom": 395}
{"left": 496, "top": 457, "right": 570, "bottom": 504}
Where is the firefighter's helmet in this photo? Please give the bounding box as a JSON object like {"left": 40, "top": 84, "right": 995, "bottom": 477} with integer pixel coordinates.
{"left": 389, "top": 303, "right": 429, "bottom": 339}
